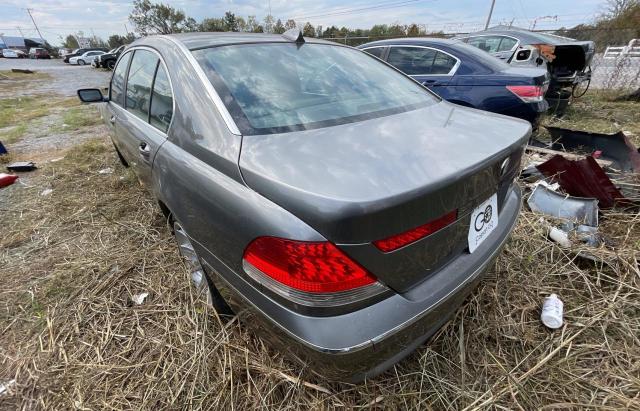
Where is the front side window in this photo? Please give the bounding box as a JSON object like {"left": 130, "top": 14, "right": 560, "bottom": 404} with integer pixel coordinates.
{"left": 468, "top": 36, "right": 502, "bottom": 53}
{"left": 149, "top": 64, "right": 173, "bottom": 132}
{"left": 193, "top": 43, "right": 438, "bottom": 135}
{"left": 387, "top": 47, "right": 436, "bottom": 76}
{"left": 125, "top": 49, "right": 159, "bottom": 122}
{"left": 110, "top": 51, "right": 132, "bottom": 106}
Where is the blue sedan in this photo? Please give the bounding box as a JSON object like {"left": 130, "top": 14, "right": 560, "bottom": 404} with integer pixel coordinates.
{"left": 358, "top": 38, "right": 549, "bottom": 125}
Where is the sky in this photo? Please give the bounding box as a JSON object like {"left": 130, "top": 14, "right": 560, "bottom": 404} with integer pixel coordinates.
{"left": 0, "top": 0, "right": 608, "bottom": 46}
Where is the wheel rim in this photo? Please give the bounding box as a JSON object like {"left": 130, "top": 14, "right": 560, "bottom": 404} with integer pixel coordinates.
{"left": 173, "top": 221, "right": 212, "bottom": 304}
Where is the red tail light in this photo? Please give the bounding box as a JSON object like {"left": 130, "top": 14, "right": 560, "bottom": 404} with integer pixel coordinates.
{"left": 373, "top": 209, "right": 458, "bottom": 252}
{"left": 243, "top": 237, "right": 377, "bottom": 293}
{"left": 506, "top": 85, "right": 545, "bottom": 103}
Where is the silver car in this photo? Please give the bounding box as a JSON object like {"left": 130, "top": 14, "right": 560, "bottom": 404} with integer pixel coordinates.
{"left": 77, "top": 31, "right": 529, "bottom": 381}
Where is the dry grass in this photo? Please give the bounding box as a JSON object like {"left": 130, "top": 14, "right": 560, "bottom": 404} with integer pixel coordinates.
{"left": 1, "top": 92, "right": 639, "bottom": 409}
{"left": 545, "top": 92, "right": 640, "bottom": 145}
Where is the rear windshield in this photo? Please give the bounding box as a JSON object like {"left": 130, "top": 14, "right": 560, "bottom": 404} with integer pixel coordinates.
{"left": 193, "top": 43, "right": 438, "bottom": 135}
{"left": 453, "top": 41, "right": 511, "bottom": 71}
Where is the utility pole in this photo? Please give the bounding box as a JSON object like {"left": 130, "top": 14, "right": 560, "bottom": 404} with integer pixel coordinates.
{"left": 16, "top": 26, "right": 24, "bottom": 37}
{"left": 484, "top": 0, "right": 496, "bottom": 30}
{"left": 25, "top": 8, "right": 45, "bottom": 41}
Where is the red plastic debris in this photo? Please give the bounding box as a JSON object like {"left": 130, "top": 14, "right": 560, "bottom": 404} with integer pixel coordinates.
{"left": 592, "top": 150, "right": 602, "bottom": 159}
{"left": 0, "top": 173, "right": 19, "bottom": 188}
{"left": 537, "top": 155, "right": 627, "bottom": 209}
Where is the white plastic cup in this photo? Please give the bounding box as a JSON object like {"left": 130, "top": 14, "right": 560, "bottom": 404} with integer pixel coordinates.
{"left": 541, "top": 294, "right": 564, "bottom": 329}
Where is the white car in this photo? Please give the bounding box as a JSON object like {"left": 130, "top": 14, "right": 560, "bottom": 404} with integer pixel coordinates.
{"left": 2, "top": 48, "right": 27, "bottom": 58}
{"left": 69, "top": 50, "right": 106, "bottom": 65}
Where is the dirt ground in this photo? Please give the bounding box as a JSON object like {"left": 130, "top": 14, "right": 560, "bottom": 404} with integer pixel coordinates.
{"left": 1, "top": 64, "right": 639, "bottom": 410}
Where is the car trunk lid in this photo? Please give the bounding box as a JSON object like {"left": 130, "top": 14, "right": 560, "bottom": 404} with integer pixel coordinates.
{"left": 239, "top": 101, "right": 529, "bottom": 292}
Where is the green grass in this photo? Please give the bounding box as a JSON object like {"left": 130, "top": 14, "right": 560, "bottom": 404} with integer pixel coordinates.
{"left": 52, "top": 105, "right": 102, "bottom": 133}
{"left": 0, "top": 124, "right": 28, "bottom": 144}
{"left": 0, "top": 97, "right": 57, "bottom": 128}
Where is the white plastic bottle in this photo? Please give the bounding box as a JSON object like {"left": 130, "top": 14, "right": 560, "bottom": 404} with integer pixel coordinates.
{"left": 541, "top": 294, "right": 564, "bottom": 329}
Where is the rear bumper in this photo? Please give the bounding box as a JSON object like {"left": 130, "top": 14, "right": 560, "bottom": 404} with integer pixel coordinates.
{"left": 204, "top": 185, "right": 522, "bottom": 382}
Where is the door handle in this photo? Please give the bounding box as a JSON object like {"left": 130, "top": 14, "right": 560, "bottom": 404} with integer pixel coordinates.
{"left": 109, "top": 115, "right": 116, "bottom": 124}
{"left": 422, "top": 79, "right": 437, "bottom": 85}
{"left": 138, "top": 142, "right": 151, "bottom": 159}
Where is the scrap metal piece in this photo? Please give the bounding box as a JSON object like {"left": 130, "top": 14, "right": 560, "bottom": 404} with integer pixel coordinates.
{"left": 536, "top": 155, "right": 627, "bottom": 208}
{"left": 546, "top": 126, "right": 640, "bottom": 172}
{"left": 528, "top": 184, "right": 598, "bottom": 226}
{"left": 6, "top": 161, "right": 37, "bottom": 172}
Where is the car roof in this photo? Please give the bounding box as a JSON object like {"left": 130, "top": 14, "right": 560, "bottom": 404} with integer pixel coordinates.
{"left": 156, "top": 32, "right": 336, "bottom": 50}
{"left": 358, "top": 37, "right": 462, "bottom": 48}
{"left": 461, "top": 26, "right": 583, "bottom": 45}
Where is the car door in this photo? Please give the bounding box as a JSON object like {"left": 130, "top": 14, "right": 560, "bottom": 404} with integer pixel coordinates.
{"left": 105, "top": 50, "right": 132, "bottom": 150}
{"left": 119, "top": 48, "right": 171, "bottom": 188}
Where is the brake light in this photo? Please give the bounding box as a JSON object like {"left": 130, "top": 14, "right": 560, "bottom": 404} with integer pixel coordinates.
{"left": 506, "top": 85, "right": 545, "bottom": 103}
{"left": 374, "top": 209, "right": 458, "bottom": 253}
{"left": 243, "top": 237, "right": 378, "bottom": 293}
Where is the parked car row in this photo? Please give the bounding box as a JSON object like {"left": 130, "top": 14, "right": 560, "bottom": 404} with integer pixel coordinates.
{"left": 358, "top": 38, "right": 549, "bottom": 126}
{"left": 1, "top": 47, "right": 50, "bottom": 59}
{"left": 92, "top": 45, "right": 126, "bottom": 69}
{"left": 77, "top": 30, "right": 529, "bottom": 382}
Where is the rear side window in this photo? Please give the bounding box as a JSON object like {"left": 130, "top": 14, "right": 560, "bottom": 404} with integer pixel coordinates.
{"left": 149, "top": 65, "right": 173, "bottom": 132}
{"left": 125, "top": 50, "right": 159, "bottom": 122}
{"left": 431, "top": 52, "right": 457, "bottom": 74}
{"left": 110, "top": 51, "right": 132, "bottom": 106}
{"left": 387, "top": 47, "right": 436, "bottom": 75}
{"left": 363, "top": 47, "right": 385, "bottom": 59}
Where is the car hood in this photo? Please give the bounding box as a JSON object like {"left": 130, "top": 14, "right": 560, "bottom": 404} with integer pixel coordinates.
{"left": 239, "top": 101, "right": 530, "bottom": 243}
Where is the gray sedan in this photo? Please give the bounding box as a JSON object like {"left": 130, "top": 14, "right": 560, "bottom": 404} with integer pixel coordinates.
{"left": 77, "top": 30, "right": 529, "bottom": 382}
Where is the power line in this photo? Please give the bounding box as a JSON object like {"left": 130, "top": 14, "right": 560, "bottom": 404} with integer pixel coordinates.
{"left": 292, "top": 0, "right": 427, "bottom": 21}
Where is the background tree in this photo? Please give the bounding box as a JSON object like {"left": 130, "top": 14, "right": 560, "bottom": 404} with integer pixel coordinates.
{"left": 284, "top": 19, "right": 297, "bottom": 30}
{"left": 263, "top": 15, "right": 275, "bottom": 33}
{"left": 302, "top": 22, "right": 316, "bottom": 37}
{"left": 200, "top": 18, "right": 225, "bottom": 32}
{"left": 273, "top": 19, "right": 285, "bottom": 34}
{"left": 407, "top": 23, "right": 421, "bottom": 36}
{"left": 129, "top": 0, "right": 197, "bottom": 35}
{"left": 61, "top": 34, "right": 79, "bottom": 49}
{"left": 315, "top": 25, "right": 323, "bottom": 38}
{"left": 224, "top": 11, "right": 239, "bottom": 32}
{"left": 107, "top": 34, "right": 136, "bottom": 48}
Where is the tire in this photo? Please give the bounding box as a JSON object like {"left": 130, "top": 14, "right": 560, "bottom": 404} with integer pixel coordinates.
{"left": 172, "top": 220, "right": 233, "bottom": 316}
{"left": 78, "top": 59, "right": 86, "bottom": 65}
{"left": 106, "top": 60, "right": 116, "bottom": 70}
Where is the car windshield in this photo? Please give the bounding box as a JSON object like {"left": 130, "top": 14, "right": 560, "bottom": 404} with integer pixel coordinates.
{"left": 453, "top": 41, "right": 511, "bottom": 71}
{"left": 193, "top": 43, "right": 438, "bottom": 135}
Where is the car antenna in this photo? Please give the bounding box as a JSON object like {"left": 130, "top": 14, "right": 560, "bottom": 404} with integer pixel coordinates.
{"left": 282, "top": 28, "right": 305, "bottom": 47}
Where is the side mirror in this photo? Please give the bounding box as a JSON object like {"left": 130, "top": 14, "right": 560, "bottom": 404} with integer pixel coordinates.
{"left": 77, "top": 88, "right": 106, "bottom": 103}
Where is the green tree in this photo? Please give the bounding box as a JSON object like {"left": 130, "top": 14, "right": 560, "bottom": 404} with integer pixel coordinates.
{"left": 407, "top": 23, "right": 420, "bottom": 36}
{"left": 224, "top": 11, "right": 239, "bottom": 32}
{"left": 62, "top": 34, "right": 79, "bottom": 49}
{"left": 200, "top": 18, "right": 225, "bottom": 32}
{"left": 302, "top": 22, "right": 315, "bottom": 37}
{"left": 129, "top": 0, "right": 197, "bottom": 35}
{"left": 273, "top": 19, "right": 285, "bottom": 34}
{"left": 107, "top": 34, "right": 135, "bottom": 48}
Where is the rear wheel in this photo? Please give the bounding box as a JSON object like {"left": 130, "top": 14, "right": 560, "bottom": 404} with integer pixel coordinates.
{"left": 106, "top": 60, "right": 115, "bottom": 70}
{"left": 173, "top": 221, "right": 233, "bottom": 316}
{"left": 78, "top": 59, "right": 86, "bottom": 65}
